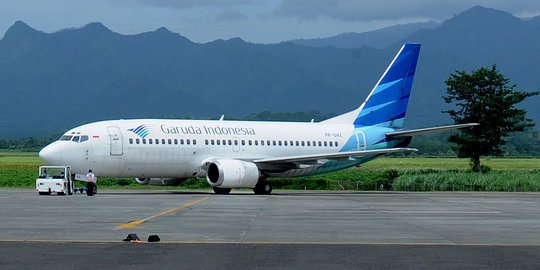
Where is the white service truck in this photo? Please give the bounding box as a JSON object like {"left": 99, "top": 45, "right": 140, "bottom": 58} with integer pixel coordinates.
{"left": 36, "top": 166, "right": 74, "bottom": 195}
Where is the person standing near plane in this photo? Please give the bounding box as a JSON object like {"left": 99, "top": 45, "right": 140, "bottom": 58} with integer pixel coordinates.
{"left": 86, "top": 169, "right": 96, "bottom": 196}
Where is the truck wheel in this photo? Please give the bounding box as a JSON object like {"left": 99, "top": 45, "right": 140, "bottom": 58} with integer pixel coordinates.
{"left": 38, "top": 192, "right": 51, "bottom": 195}
{"left": 57, "top": 192, "right": 65, "bottom": 196}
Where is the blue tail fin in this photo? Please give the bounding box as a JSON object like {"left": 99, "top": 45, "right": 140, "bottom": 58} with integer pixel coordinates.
{"left": 353, "top": 43, "right": 421, "bottom": 128}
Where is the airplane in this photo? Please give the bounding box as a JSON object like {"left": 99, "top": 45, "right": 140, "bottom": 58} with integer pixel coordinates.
{"left": 39, "top": 43, "right": 476, "bottom": 195}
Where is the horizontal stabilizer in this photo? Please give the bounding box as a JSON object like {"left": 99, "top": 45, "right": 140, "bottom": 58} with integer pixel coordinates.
{"left": 385, "top": 123, "right": 479, "bottom": 138}
{"left": 253, "top": 148, "right": 418, "bottom": 164}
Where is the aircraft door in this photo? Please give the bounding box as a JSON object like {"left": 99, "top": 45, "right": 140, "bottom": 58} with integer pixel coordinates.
{"left": 107, "top": 126, "right": 123, "bottom": 156}
{"left": 355, "top": 130, "right": 366, "bottom": 151}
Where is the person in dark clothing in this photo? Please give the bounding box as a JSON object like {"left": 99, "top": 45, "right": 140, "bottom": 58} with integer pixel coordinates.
{"left": 86, "top": 169, "right": 97, "bottom": 196}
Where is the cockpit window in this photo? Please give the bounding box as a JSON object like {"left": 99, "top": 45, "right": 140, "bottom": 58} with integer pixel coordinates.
{"left": 60, "top": 135, "right": 73, "bottom": 141}
{"left": 60, "top": 134, "right": 89, "bottom": 143}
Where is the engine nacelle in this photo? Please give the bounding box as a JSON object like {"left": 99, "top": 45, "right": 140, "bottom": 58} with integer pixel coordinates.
{"left": 135, "top": 178, "right": 185, "bottom": 186}
{"left": 135, "top": 178, "right": 151, "bottom": 185}
{"left": 206, "top": 159, "right": 260, "bottom": 188}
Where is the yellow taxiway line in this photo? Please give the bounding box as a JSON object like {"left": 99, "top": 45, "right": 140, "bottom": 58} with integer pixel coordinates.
{"left": 116, "top": 197, "right": 209, "bottom": 228}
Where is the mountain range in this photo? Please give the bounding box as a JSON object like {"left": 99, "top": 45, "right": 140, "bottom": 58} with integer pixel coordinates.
{"left": 1, "top": 5, "right": 539, "bottom": 138}
{"left": 289, "top": 21, "right": 440, "bottom": 49}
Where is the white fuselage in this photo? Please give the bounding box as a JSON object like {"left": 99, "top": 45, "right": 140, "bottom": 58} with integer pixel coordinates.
{"left": 39, "top": 119, "right": 385, "bottom": 179}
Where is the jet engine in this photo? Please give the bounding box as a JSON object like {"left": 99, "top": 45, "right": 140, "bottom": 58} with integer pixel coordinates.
{"left": 135, "top": 178, "right": 151, "bottom": 185}
{"left": 206, "top": 159, "right": 260, "bottom": 188}
{"left": 135, "top": 178, "right": 185, "bottom": 186}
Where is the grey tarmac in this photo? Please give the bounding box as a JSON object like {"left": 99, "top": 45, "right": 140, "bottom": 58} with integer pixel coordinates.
{"left": 1, "top": 189, "right": 539, "bottom": 269}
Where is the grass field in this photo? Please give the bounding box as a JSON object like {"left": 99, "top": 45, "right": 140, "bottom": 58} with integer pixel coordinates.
{"left": 1, "top": 151, "right": 539, "bottom": 191}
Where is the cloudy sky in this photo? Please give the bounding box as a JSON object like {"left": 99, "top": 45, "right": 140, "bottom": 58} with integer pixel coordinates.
{"left": 1, "top": 0, "right": 539, "bottom": 43}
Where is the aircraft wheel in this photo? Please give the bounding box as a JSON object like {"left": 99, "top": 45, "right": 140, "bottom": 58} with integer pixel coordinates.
{"left": 213, "top": 187, "right": 231, "bottom": 195}
{"left": 253, "top": 181, "right": 272, "bottom": 195}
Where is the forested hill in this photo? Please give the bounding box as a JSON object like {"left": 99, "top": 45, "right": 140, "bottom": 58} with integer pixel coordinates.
{"left": 1, "top": 5, "right": 539, "bottom": 138}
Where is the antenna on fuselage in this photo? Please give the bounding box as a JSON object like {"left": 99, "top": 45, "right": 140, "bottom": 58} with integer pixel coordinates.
{"left": 219, "top": 115, "right": 225, "bottom": 121}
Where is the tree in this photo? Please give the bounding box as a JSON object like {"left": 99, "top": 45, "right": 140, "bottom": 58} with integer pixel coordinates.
{"left": 443, "top": 65, "right": 539, "bottom": 172}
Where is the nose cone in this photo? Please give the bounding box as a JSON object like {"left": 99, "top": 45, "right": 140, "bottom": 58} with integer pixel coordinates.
{"left": 39, "top": 143, "right": 61, "bottom": 165}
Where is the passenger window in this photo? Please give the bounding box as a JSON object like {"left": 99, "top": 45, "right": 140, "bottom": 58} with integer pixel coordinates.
{"left": 180, "top": 139, "right": 184, "bottom": 145}
{"left": 168, "top": 139, "right": 172, "bottom": 144}
{"left": 143, "top": 139, "right": 148, "bottom": 144}
{"left": 296, "top": 141, "right": 299, "bottom": 146}
{"left": 187, "top": 139, "right": 191, "bottom": 145}
{"left": 129, "top": 138, "right": 133, "bottom": 144}
{"left": 324, "top": 141, "right": 327, "bottom": 147}
{"left": 318, "top": 141, "right": 322, "bottom": 147}
{"left": 278, "top": 141, "right": 282, "bottom": 146}
{"left": 174, "top": 139, "right": 178, "bottom": 145}
{"left": 136, "top": 139, "right": 140, "bottom": 144}
{"left": 302, "top": 141, "right": 305, "bottom": 146}
{"left": 191, "top": 139, "right": 195, "bottom": 145}
{"left": 254, "top": 140, "right": 258, "bottom": 146}
{"left": 307, "top": 141, "right": 310, "bottom": 146}
{"left": 267, "top": 140, "right": 271, "bottom": 146}
{"left": 261, "top": 140, "right": 264, "bottom": 146}
{"left": 290, "top": 141, "right": 294, "bottom": 146}
{"left": 248, "top": 140, "right": 252, "bottom": 146}
{"left": 313, "top": 141, "right": 317, "bottom": 147}
{"left": 216, "top": 140, "right": 221, "bottom": 145}
{"left": 228, "top": 140, "right": 232, "bottom": 145}
{"left": 222, "top": 140, "right": 226, "bottom": 145}
{"left": 205, "top": 139, "right": 209, "bottom": 145}
{"left": 149, "top": 139, "right": 153, "bottom": 144}
{"left": 329, "top": 141, "right": 332, "bottom": 147}
{"left": 284, "top": 141, "right": 287, "bottom": 146}
{"left": 234, "top": 140, "right": 238, "bottom": 145}
{"left": 162, "top": 139, "right": 166, "bottom": 144}
{"left": 241, "top": 140, "right": 245, "bottom": 146}
{"left": 211, "top": 140, "right": 215, "bottom": 145}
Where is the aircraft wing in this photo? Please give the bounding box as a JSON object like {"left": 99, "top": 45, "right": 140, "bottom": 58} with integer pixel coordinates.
{"left": 253, "top": 148, "right": 417, "bottom": 164}
{"left": 385, "top": 123, "right": 479, "bottom": 138}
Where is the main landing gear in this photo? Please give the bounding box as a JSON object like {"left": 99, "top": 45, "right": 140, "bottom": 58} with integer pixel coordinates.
{"left": 213, "top": 187, "right": 232, "bottom": 195}
{"left": 211, "top": 180, "right": 273, "bottom": 195}
{"left": 253, "top": 180, "right": 272, "bottom": 195}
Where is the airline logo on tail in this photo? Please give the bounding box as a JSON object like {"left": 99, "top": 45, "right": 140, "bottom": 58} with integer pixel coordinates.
{"left": 354, "top": 43, "right": 421, "bottom": 129}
